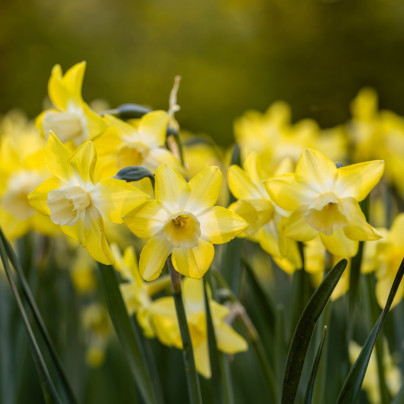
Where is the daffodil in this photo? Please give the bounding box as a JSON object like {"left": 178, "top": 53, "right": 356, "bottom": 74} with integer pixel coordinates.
{"left": 111, "top": 244, "right": 170, "bottom": 337}
{"left": 227, "top": 152, "right": 301, "bottom": 274}
{"left": 147, "top": 277, "right": 247, "bottom": 378}
{"left": 28, "top": 133, "right": 149, "bottom": 264}
{"left": 124, "top": 164, "right": 248, "bottom": 280}
{"left": 94, "top": 111, "right": 182, "bottom": 177}
{"left": 36, "top": 62, "right": 107, "bottom": 146}
{"left": 266, "top": 148, "right": 384, "bottom": 257}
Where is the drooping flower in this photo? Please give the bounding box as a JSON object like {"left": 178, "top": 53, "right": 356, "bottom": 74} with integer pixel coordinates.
{"left": 36, "top": 62, "right": 107, "bottom": 146}
{"left": 266, "top": 148, "right": 384, "bottom": 257}
{"left": 147, "top": 277, "right": 247, "bottom": 378}
{"left": 28, "top": 133, "right": 149, "bottom": 264}
{"left": 124, "top": 164, "right": 248, "bottom": 280}
{"left": 227, "top": 152, "right": 301, "bottom": 274}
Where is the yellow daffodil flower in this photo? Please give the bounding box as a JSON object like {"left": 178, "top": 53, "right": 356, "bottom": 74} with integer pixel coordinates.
{"left": 266, "top": 148, "right": 384, "bottom": 257}
{"left": 94, "top": 111, "right": 182, "bottom": 177}
{"left": 111, "top": 244, "right": 170, "bottom": 337}
{"left": 36, "top": 62, "right": 107, "bottom": 147}
{"left": 124, "top": 163, "right": 248, "bottom": 280}
{"left": 28, "top": 133, "right": 149, "bottom": 264}
{"left": 349, "top": 340, "right": 401, "bottom": 404}
{"left": 228, "top": 152, "right": 301, "bottom": 274}
{"left": 148, "top": 277, "right": 247, "bottom": 378}
{"left": 0, "top": 111, "right": 58, "bottom": 239}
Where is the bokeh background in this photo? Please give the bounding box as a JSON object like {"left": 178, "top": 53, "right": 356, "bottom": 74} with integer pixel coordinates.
{"left": 1, "top": 0, "right": 404, "bottom": 146}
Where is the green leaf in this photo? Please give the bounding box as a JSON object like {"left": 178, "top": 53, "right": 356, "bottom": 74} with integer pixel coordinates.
{"left": 282, "top": 258, "right": 348, "bottom": 404}
{"left": 0, "top": 231, "right": 62, "bottom": 404}
{"left": 98, "top": 263, "right": 163, "bottom": 404}
{"left": 336, "top": 258, "right": 404, "bottom": 404}
{"left": 304, "top": 326, "right": 327, "bottom": 404}
{"left": 0, "top": 229, "right": 77, "bottom": 404}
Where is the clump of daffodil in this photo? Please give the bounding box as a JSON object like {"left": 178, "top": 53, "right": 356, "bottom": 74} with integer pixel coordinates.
{"left": 227, "top": 152, "right": 301, "bottom": 274}
{"left": 124, "top": 163, "right": 248, "bottom": 280}
{"left": 36, "top": 62, "right": 107, "bottom": 147}
{"left": 28, "top": 133, "right": 149, "bottom": 264}
{"left": 266, "top": 148, "right": 384, "bottom": 257}
{"left": 349, "top": 339, "right": 401, "bottom": 404}
{"left": 147, "top": 277, "right": 247, "bottom": 378}
{"left": 94, "top": 111, "right": 183, "bottom": 178}
{"left": 0, "top": 110, "right": 58, "bottom": 239}
{"left": 111, "top": 244, "right": 170, "bottom": 337}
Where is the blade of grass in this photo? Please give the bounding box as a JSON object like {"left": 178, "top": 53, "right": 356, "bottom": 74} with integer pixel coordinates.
{"left": 282, "top": 258, "right": 348, "bottom": 404}
{"left": 336, "top": 257, "right": 404, "bottom": 404}
{"left": 0, "top": 232, "right": 61, "bottom": 404}
{"left": 304, "top": 326, "right": 327, "bottom": 404}
{"left": 98, "top": 263, "right": 162, "bottom": 404}
{"left": 167, "top": 256, "right": 203, "bottom": 404}
{"left": 0, "top": 229, "right": 77, "bottom": 404}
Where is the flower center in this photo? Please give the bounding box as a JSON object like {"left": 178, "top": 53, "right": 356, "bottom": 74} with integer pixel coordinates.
{"left": 305, "top": 192, "right": 348, "bottom": 236}
{"left": 48, "top": 186, "right": 91, "bottom": 226}
{"left": 162, "top": 212, "right": 201, "bottom": 248}
{"left": 116, "top": 143, "right": 149, "bottom": 169}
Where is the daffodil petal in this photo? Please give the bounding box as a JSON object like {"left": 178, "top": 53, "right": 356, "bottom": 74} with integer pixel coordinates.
{"left": 388, "top": 213, "right": 404, "bottom": 245}
{"left": 296, "top": 148, "right": 338, "bottom": 189}
{"left": 46, "top": 132, "right": 74, "bottom": 182}
{"left": 155, "top": 164, "right": 190, "bottom": 212}
{"left": 194, "top": 341, "right": 211, "bottom": 378}
{"left": 145, "top": 148, "right": 183, "bottom": 173}
{"left": 243, "top": 153, "right": 264, "bottom": 185}
{"left": 68, "top": 141, "right": 97, "bottom": 184}
{"left": 265, "top": 174, "right": 316, "bottom": 211}
{"left": 138, "top": 110, "right": 169, "bottom": 147}
{"left": 342, "top": 198, "right": 382, "bottom": 241}
{"left": 139, "top": 236, "right": 171, "bottom": 281}
{"left": 215, "top": 322, "right": 248, "bottom": 354}
{"left": 199, "top": 206, "right": 247, "bottom": 244}
{"left": 335, "top": 160, "right": 384, "bottom": 201}
{"left": 93, "top": 178, "right": 149, "bottom": 224}
{"left": 376, "top": 273, "right": 404, "bottom": 309}
{"left": 228, "top": 164, "right": 262, "bottom": 200}
{"left": 81, "top": 103, "right": 107, "bottom": 139}
{"left": 320, "top": 227, "right": 358, "bottom": 257}
{"left": 185, "top": 166, "right": 222, "bottom": 215}
{"left": 28, "top": 177, "right": 63, "bottom": 215}
{"left": 283, "top": 207, "right": 318, "bottom": 241}
{"left": 124, "top": 200, "right": 169, "bottom": 238}
{"left": 182, "top": 278, "right": 205, "bottom": 308}
{"left": 172, "top": 238, "right": 214, "bottom": 278}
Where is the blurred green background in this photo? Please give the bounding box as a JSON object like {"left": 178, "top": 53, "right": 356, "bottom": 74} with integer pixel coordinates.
{"left": 1, "top": 0, "right": 404, "bottom": 145}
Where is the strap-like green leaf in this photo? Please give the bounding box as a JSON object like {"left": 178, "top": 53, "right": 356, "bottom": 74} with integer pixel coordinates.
{"left": 336, "top": 257, "right": 404, "bottom": 404}
{"left": 282, "top": 258, "right": 348, "bottom": 404}
{"left": 304, "top": 326, "right": 327, "bottom": 404}
{"left": 98, "top": 263, "right": 163, "bottom": 404}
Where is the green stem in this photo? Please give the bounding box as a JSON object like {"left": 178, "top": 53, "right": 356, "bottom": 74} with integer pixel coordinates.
{"left": 167, "top": 256, "right": 202, "bottom": 404}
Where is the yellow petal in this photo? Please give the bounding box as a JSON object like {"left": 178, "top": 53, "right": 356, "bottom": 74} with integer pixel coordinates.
{"left": 172, "top": 238, "right": 214, "bottom": 278}
{"left": 389, "top": 213, "right": 404, "bottom": 246}
{"left": 320, "top": 227, "right": 358, "bottom": 257}
{"left": 76, "top": 206, "right": 113, "bottom": 265}
{"left": 194, "top": 341, "right": 211, "bottom": 378}
{"left": 81, "top": 103, "right": 108, "bottom": 139}
{"left": 68, "top": 141, "right": 97, "bottom": 184}
{"left": 228, "top": 164, "right": 262, "bottom": 200}
{"left": 283, "top": 207, "right": 318, "bottom": 241}
{"left": 48, "top": 62, "right": 86, "bottom": 110}
{"left": 124, "top": 200, "right": 169, "bottom": 238}
{"left": 295, "top": 148, "right": 338, "bottom": 190}
{"left": 155, "top": 164, "right": 190, "bottom": 212}
{"left": 139, "top": 236, "right": 171, "bottom": 280}
{"left": 199, "top": 206, "right": 248, "bottom": 244}
{"left": 342, "top": 198, "right": 382, "bottom": 241}
{"left": 145, "top": 148, "right": 183, "bottom": 174}
{"left": 138, "top": 110, "right": 169, "bottom": 147}
{"left": 265, "top": 174, "right": 316, "bottom": 211}
{"left": 335, "top": 160, "right": 384, "bottom": 201}
{"left": 93, "top": 178, "right": 149, "bottom": 224}
{"left": 185, "top": 166, "right": 222, "bottom": 215}
{"left": 46, "top": 132, "right": 74, "bottom": 182}
{"left": 182, "top": 278, "right": 204, "bottom": 309}
{"left": 28, "top": 177, "right": 63, "bottom": 216}
{"left": 215, "top": 322, "right": 248, "bottom": 354}
{"left": 376, "top": 273, "right": 404, "bottom": 309}
{"left": 243, "top": 152, "right": 264, "bottom": 184}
